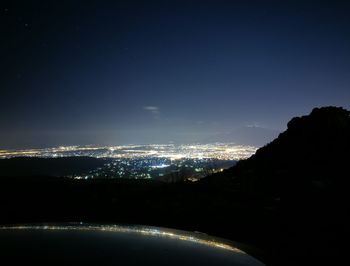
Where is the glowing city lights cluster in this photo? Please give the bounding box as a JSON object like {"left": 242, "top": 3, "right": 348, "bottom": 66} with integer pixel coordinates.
{"left": 0, "top": 143, "right": 256, "bottom": 160}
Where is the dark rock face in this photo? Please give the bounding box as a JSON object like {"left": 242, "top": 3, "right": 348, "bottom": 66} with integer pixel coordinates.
{"left": 214, "top": 106, "right": 350, "bottom": 199}
{"left": 207, "top": 106, "right": 350, "bottom": 265}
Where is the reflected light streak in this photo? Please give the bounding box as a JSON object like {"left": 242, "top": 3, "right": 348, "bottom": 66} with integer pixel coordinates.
{"left": 0, "top": 225, "right": 245, "bottom": 253}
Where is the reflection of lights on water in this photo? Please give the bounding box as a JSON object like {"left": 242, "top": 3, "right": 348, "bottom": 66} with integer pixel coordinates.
{"left": 0, "top": 225, "right": 245, "bottom": 253}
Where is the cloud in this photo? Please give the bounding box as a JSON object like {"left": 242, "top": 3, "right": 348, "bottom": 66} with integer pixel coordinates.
{"left": 245, "top": 122, "right": 263, "bottom": 128}
{"left": 143, "top": 106, "right": 160, "bottom": 114}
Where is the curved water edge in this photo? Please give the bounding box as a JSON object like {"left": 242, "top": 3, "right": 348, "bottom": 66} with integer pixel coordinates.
{"left": 0, "top": 224, "right": 265, "bottom": 265}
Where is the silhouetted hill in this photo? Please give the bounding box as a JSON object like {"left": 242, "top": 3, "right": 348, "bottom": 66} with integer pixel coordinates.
{"left": 0, "top": 157, "right": 106, "bottom": 177}
{"left": 208, "top": 106, "right": 350, "bottom": 199}
{"left": 203, "top": 106, "right": 350, "bottom": 264}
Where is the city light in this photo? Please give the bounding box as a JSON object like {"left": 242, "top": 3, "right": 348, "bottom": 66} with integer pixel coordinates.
{"left": 0, "top": 143, "right": 256, "bottom": 160}
{"left": 0, "top": 143, "right": 257, "bottom": 181}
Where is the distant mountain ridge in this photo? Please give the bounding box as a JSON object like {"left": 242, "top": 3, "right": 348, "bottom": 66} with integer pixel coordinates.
{"left": 203, "top": 126, "right": 280, "bottom": 147}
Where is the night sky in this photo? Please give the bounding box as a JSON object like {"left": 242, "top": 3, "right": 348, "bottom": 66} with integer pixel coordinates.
{"left": 1, "top": 0, "right": 350, "bottom": 148}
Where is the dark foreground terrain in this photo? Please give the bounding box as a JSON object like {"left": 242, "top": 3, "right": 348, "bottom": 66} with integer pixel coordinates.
{"left": 1, "top": 107, "right": 349, "bottom": 265}
{"left": 0, "top": 156, "right": 106, "bottom": 177}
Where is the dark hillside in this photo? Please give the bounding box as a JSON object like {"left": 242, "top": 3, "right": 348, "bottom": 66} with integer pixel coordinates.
{"left": 0, "top": 157, "right": 106, "bottom": 177}
{"left": 205, "top": 106, "right": 350, "bottom": 264}
{"left": 208, "top": 107, "right": 350, "bottom": 196}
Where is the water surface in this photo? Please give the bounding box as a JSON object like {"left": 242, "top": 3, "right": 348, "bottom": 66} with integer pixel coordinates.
{"left": 0, "top": 225, "right": 264, "bottom": 265}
